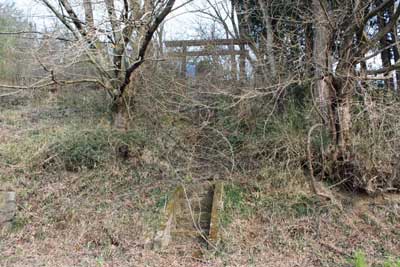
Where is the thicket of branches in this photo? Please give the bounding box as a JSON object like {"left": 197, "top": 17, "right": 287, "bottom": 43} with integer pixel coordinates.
{"left": 0, "top": 2, "right": 35, "bottom": 85}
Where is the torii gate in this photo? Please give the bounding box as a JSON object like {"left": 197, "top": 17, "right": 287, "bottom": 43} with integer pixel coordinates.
{"left": 164, "top": 39, "right": 251, "bottom": 80}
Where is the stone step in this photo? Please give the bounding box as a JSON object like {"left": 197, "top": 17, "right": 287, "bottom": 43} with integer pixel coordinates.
{"left": 184, "top": 183, "right": 213, "bottom": 193}
{"left": 175, "top": 212, "right": 211, "bottom": 225}
{"left": 171, "top": 229, "right": 208, "bottom": 239}
{"left": 154, "top": 182, "right": 223, "bottom": 253}
{"left": 175, "top": 221, "right": 210, "bottom": 231}
{"left": 0, "top": 192, "right": 16, "bottom": 228}
{"left": 184, "top": 196, "right": 212, "bottom": 205}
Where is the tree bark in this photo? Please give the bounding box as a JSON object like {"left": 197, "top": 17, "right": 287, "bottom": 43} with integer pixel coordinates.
{"left": 312, "top": 0, "right": 330, "bottom": 111}
{"left": 258, "top": 0, "right": 277, "bottom": 80}
{"left": 305, "top": 23, "right": 314, "bottom": 78}
{"left": 377, "top": 2, "right": 394, "bottom": 90}
{"left": 312, "top": 0, "right": 336, "bottom": 141}
{"left": 83, "top": 0, "right": 94, "bottom": 31}
{"left": 385, "top": 1, "right": 400, "bottom": 91}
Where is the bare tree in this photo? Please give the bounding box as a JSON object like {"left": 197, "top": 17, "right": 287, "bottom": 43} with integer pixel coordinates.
{"left": 37, "top": 0, "right": 176, "bottom": 129}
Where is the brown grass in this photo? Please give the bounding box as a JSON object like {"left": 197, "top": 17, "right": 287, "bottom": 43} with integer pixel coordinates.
{"left": 1, "top": 89, "right": 400, "bottom": 267}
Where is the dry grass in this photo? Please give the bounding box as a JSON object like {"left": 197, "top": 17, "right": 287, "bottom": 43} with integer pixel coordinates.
{"left": 218, "top": 180, "right": 400, "bottom": 266}
{"left": 1, "top": 89, "right": 400, "bottom": 267}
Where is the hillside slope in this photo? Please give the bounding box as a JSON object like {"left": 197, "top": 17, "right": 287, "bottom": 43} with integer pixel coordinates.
{"left": 1, "top": 90, "right": 399, "bottom": 267}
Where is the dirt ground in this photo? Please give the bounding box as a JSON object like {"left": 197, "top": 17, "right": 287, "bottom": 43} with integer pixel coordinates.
{"left": 1, "top": 91, "right": 399, "bottom": 267}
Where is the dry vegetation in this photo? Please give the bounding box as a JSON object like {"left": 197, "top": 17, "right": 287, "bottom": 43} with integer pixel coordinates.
{"left": 2, "top": 0, "right": 400, "bottom": 266}
{"left": 1, "top": 77, "right": 399, "bottom": 266}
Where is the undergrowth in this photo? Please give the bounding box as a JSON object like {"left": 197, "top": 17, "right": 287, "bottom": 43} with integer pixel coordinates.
{"left": 352, "top": 251, "right": 400, "bottom": 267}
{"left": 1, "top": 85, "right": 400, "bottom": 266}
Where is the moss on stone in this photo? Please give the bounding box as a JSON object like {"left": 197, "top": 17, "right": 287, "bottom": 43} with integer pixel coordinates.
{"left": 209, "top": 182, "right": 224, "bottom": 244}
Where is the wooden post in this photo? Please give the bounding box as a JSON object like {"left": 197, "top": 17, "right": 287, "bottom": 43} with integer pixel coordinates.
{"left": 239, "top": 44, "right": 246, "bottom": 80}
{"left": 181, "top": 46, "right": 187, "bottom": 78}
{"left": 209, "top": 182, "right": 224, "bottom": 247}
{"left": 230, "top": 44, "right": 237, "bottom": 80}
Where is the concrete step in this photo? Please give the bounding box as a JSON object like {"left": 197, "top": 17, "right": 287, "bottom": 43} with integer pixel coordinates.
{"left": 154, "top": 182, "right": 223, "bottom": 254}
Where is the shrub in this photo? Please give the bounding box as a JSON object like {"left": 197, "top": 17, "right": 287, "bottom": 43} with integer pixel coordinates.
{"left": 48, "top": 128, "right": 110, "bottom": 170}
{"left": 42, "top": 126, "right": 146, "bottom": 171}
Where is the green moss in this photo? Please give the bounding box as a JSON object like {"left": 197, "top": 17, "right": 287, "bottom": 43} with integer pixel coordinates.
{"left": 9, "top": 215, "right": 28, "bottom": 233}
{"left": 290, "top": 194, "right": 319, "bottom": 218}
{"left": 353, "top": 251, "right": 368, "bottom": 267}
{"left": 224, "top": 184, "right": 245, "bottom": 210}
{"left": 382, "top": 258, "right": 400, "bottom": 267}
{"left": 221, "top": 184, "right": 252, "bottom": 226}
{"left": 209, "top": 182, "right": 224, "bottom": 243}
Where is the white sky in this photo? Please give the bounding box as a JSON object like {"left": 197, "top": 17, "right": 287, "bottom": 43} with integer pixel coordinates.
{"left": 7, "top": 0, "right": 224, "bottom": 40}
{"left": 4, "top": 0, "right": 387, "bottom": 73}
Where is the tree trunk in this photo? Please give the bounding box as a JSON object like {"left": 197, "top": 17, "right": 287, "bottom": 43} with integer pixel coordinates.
{"left": 113, "top": 97, "right": 128, "bottom": 131}
{"left": 337, "top": 81, "right": 353, "bottom": 154}
{"left": 313, "top": 0, "right": 354, "bottom": 152}
{"left": 312, "top": 0, "right": 338, "bottom": 142}
{"left": 360, "top": 61, "right": 379, "bottom": 129}
{"left": 259, "top": 0, "right": 276, "bottom": 80}
{"left": 312, "top": 0, "right": 331, "bottom": 114}
{"left": 377, "top": 1, "right": 395, "bottom": 91}
{"left": 390, "top": 34, "right": 400, "bottom": 91}
{"left": 386, "top": 2, "right": 400, "bottom": 91}
{"left": 332, "top": 19, "right": 357, "bottom": 155}
{"left": 83, "top": 0, "right": 94, "bottom": 31}
{"left": 305, "top": 22, "right": 314, "bottom": 78}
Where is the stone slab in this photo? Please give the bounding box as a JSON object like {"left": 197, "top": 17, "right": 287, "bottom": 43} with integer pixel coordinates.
{"left": 0, "top": 192, "right": 16, "bottom": 227}
{"left": 153, "top": 182, "right": 224, "bottom": 253}
{"left": 209, "top": 182, "right": 224, "bottom": 245}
